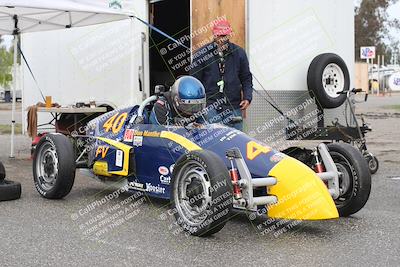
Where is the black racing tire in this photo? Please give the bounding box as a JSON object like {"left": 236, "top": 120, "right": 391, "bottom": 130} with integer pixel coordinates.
{"left": 171, "top": 150, "right": 233, "bottom": 237}
{"left": 33, "top": 134, "right": 76, "bottom": 199}
{"left": 0, "top": 161, "right": 5, "bottom": 180}
{"left": 365, "top": 154, "right": 379, "bottom": 175}
{"left": 307, "top": 53, "right": 349, "bottom": 109}
{"left": 0, "top": 180, "right": 21, "bottom": 201}
{"left": 327, "top": 143, "right": 371, "bottom": 216}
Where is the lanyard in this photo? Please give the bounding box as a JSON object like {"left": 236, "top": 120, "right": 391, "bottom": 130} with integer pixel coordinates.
{"left": 218, "top": 51, "right": 226, "bottom": 79}
{"left": 217, "top": 51, "right": 226, "bottom": 93}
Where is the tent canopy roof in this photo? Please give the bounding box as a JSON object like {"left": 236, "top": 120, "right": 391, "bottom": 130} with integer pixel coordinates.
{"left": 0, "top": 0, "right": 134, "bottom": 35}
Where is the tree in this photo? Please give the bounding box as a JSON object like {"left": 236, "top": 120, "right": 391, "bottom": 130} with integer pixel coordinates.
{"left": 0, "top": 36, "right": 14, "bottom": 89}
{"left": 355, "top": 0, "right": 399, "bottom": 62}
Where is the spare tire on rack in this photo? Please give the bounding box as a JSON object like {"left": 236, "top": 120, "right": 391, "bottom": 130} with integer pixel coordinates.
{"left": 307, "top": 53, "right": 350, "bottom": 109}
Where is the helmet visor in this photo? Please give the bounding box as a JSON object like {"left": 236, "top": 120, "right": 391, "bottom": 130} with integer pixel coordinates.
{"left": 178, "top": 98, "right": 206, "bottom": 116}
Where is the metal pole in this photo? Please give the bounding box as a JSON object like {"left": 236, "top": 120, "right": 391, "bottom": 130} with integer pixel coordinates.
{"left": 377, "top": 55, "right": 380, "bottom": 96}
{"left": 10, "top": 35, "right": 18, "bottom": 158}
{"left": 382, "top": 55, "right": 385, "bottom": 95}
{"left": 366, "top": 58, "right": 370, "bottom": 94}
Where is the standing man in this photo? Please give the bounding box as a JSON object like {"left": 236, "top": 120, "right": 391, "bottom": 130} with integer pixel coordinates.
{"left": 190, "top": 19, "right": 253, "bottom": 131}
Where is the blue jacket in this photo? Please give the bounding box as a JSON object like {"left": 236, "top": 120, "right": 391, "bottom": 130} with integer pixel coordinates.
{"left": 190, "top": 42, "right": 253, "bottom": 109}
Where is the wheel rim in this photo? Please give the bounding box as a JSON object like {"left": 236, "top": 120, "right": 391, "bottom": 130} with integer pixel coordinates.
{"left": 322, "top": 63, "right": 345, "bottom": 98}
{"left": 174, "top": 160, "right": 212, "bottom": 227}
{"left": 330, "top": 152, "right": 355, "bottom": 208}
{"left": 368, "top": 157, "right": 377, "bottom": 171}
{"left": 36, "top": 141, "right": 59, "bottom": 191}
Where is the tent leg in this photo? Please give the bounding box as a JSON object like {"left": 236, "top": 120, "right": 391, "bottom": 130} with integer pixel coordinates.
{"left": 10, "top": 35, "right": 18, "bottom": 158}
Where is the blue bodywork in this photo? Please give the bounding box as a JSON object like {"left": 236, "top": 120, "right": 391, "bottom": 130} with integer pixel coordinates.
{"left": 86, "top": 105, "right": 283, "bottom": 200}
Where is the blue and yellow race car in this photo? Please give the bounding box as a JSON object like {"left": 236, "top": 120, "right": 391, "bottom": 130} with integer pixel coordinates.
{"left": 32, "top": 94, "right": 371, "bottom": 236}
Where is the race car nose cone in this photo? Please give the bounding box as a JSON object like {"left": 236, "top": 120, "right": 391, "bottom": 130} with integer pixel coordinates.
{"left": 267, "top": 156, "right": 339, "bottom": 220}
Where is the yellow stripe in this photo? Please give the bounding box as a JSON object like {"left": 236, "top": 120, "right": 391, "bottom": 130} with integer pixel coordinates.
{"left": 160, "top": 131, "right": 202, "bottom": 151}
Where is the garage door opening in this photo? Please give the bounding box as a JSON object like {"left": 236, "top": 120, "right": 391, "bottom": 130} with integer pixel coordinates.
{"left": 148, "top": 0, "right": 190, "bottom": 95}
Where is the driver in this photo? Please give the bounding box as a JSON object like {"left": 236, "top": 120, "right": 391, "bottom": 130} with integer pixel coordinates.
{"left": 149, "top": 76, "right": 207, "bottom": 126}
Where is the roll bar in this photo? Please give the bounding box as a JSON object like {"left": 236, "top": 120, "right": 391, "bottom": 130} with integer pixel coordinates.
{"left": 134, "top": 95, "right": 158, "bottom": 124}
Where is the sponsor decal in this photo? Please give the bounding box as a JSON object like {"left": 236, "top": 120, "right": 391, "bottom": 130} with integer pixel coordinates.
{"left": 270, "top": 153, "right": 286, "bottom": 163}
{"left": 134, "top": 131, "right": 161, "bottom": 137}
{"left": 133, "top": 136, "right": 143, "bottom": 147}
{"left": 128, "top": 182, "right": 166, "bottom": 194}
{"left": 116, "top": 150, "right": 123, "bottom": 167}
{"left": 146, "top": 183, "right": 166, "bottom": 194}
{"left": 123, "top": 129, "right": 134, "bottom": 142}
{"left": 158, "top": 166, "right": 169, "bottom": 176}
{"left": 95, "top": 146, "right": 109, "bottom": 158}
{"left": 160, "top": 175, "right": 171, "bottom": 185}
{"left": 169, "top": 164, "right": 175, "bottom": 174}
{"left": 128, "top": 182, "right": 145, "bottom": 191}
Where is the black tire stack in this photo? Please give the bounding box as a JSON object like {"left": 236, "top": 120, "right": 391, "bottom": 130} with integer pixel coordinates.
{"left": 0, "top": 161, "right": 22, "bottom": 201}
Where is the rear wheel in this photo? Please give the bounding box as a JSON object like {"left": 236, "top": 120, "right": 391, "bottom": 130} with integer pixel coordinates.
{"left": 172, "top": 150, "right": 233, "bottom": 237}
{"left": 33, "top": 134, "right": 76, "bottom": 199}
{"left": 327, "top": 143, "right": 371, "bottom": 216}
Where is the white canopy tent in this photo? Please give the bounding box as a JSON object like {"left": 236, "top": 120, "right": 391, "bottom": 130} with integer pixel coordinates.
{"left": 0, "top": 0, "right": 134, "bottom": 158}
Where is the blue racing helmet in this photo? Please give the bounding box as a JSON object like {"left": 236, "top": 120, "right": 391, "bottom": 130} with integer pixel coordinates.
{"left": 170, "top": 76, "right": 206, "bottom": 116}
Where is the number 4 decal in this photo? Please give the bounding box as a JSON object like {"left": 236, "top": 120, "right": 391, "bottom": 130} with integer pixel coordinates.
{"left": 246, "top": 141, "right": 271, "bottom": 160}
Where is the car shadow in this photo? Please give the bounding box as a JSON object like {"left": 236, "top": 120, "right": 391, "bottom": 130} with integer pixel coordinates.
{"left": 70, "top": 187, "right": 363, "bottom": 240}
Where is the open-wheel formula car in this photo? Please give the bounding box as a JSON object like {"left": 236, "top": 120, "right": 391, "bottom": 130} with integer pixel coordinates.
{"left": 32, "top": 93, "right": 371, "bottom": 236}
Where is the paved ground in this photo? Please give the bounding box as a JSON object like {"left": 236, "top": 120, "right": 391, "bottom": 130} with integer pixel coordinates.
{"left": 0, "top": 102, "right": 22, "bottom": 125}
{"left": 0, "top": 95, "right": 399, "bottom": 267}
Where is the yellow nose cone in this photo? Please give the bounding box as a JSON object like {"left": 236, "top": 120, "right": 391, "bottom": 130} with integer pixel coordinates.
{"left": 267, "top": 156, "right": 339, "bottom": 220}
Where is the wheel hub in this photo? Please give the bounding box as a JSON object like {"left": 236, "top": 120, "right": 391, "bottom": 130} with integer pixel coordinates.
{"left": 336, "top": 163, "right": 351, "bottom": 196}
{"left": 322, "top": 63, "right": 345, "bottom": 98}
{"left": 175, "top": 161, "right": 212, "bottom": 226}
{"left": 186, "top": 178, "right": 205, "bottom": 208}
{"left": 36, "top": 143, "right": 59, "bottom": 190}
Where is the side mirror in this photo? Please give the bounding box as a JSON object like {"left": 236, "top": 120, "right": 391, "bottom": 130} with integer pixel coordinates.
{"left": 154, "top": 85, "right": 166, "bottom": 95}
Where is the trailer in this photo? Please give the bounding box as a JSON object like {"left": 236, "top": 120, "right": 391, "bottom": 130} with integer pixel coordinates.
{"left": 21, "top": 0, "right": 355, "bottom": 146}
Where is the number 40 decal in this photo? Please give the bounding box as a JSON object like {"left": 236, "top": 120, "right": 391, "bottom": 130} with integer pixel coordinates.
{"left": 246, "top": 141, "right": 271, "bottom": 160}
{"left": 103, "top": 112, "right": 128, "bottom": 134}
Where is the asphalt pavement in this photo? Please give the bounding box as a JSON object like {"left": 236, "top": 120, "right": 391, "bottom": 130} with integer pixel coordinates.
{"left": 0, "top": 96, "right": 399, "bottom": 267}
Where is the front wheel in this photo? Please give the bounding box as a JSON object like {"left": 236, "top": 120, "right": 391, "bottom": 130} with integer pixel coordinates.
{"left": 171, "top": 150, "right": 233, "bottom": 237}
{"left": 33, "top": 134, "right": 76, "bottom": 199}
{"left": 327, "top": 143, "right": 371, "bottom": 216}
